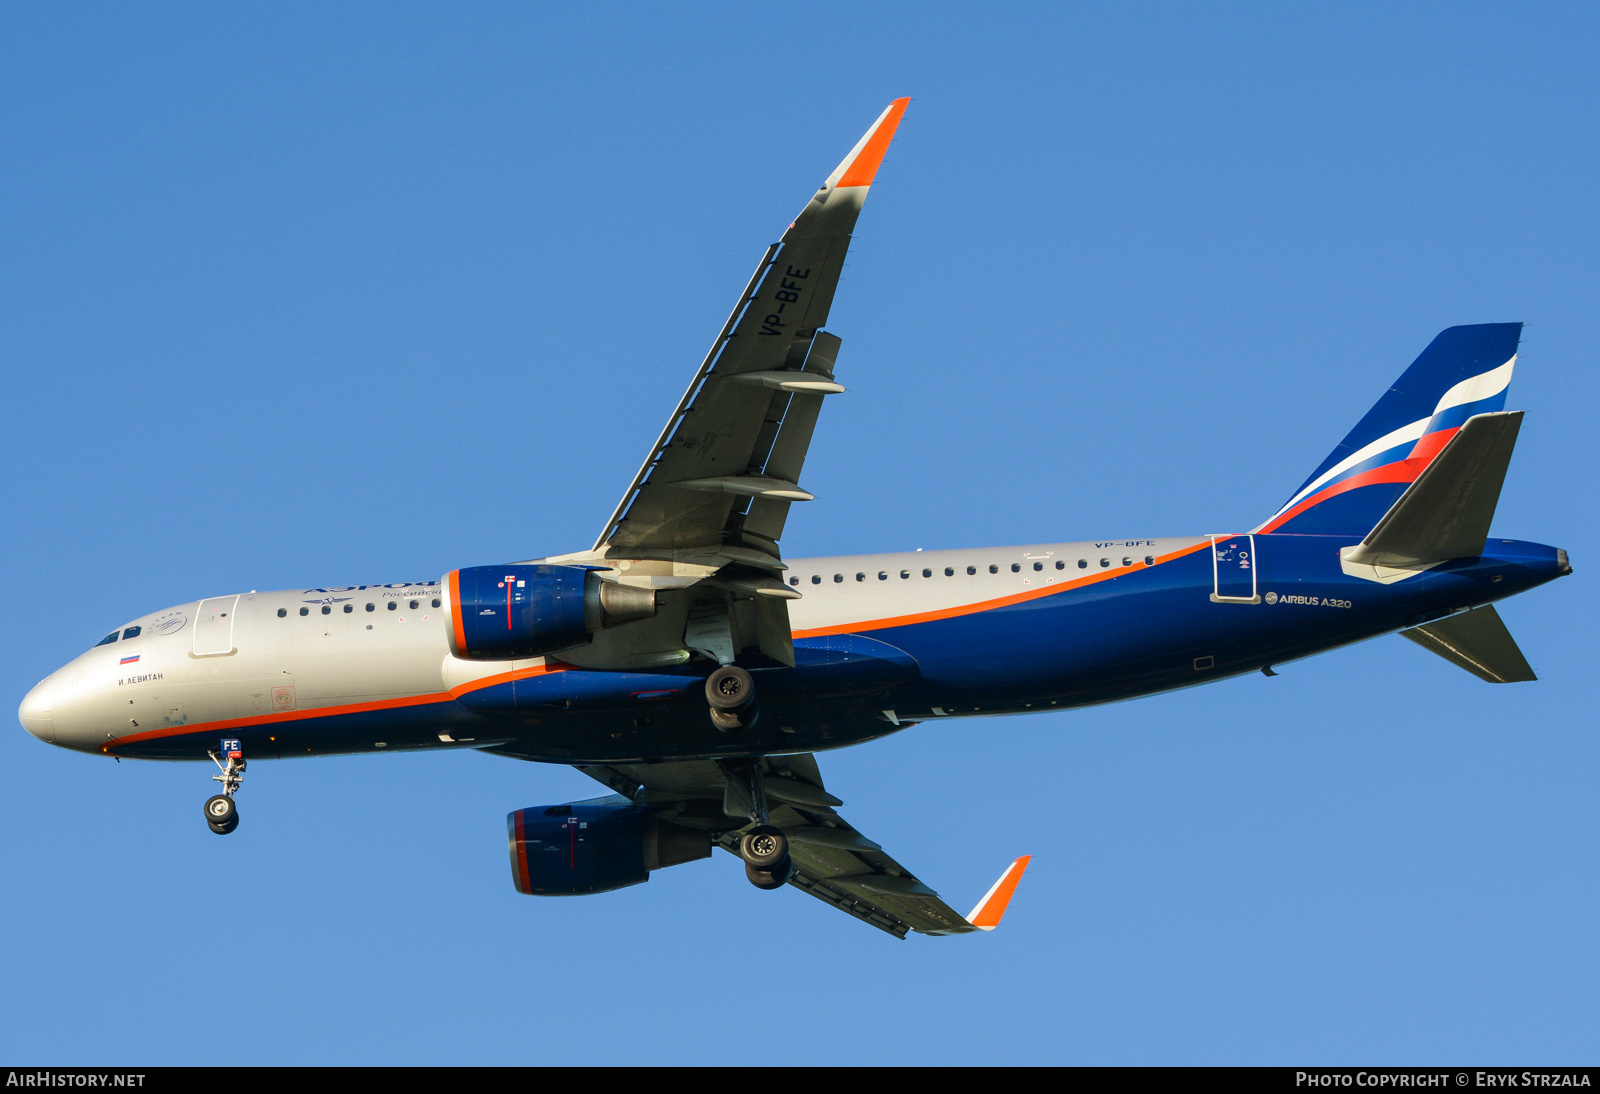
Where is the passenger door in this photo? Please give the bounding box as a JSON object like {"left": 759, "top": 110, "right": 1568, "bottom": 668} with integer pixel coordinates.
{"left": 193, "top": 595, "right": 240, "bottom": 656}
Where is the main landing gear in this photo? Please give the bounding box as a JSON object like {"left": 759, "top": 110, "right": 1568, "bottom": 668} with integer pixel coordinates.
{"left": 706, "top": 665, "right": 756, "bottom": 732}
{"left": 724, "top": 760, "right": 793, "bottom": 888}
{"left": 740, "top": 825, "right": 791, "bottom": 889}
{"left": 204, "top": 738, "right": 245, "bottom": 835}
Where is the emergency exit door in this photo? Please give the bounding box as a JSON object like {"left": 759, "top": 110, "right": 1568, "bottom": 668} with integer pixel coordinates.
{"left": 1210, "top": 535, "right": 1259, "bottom": 604}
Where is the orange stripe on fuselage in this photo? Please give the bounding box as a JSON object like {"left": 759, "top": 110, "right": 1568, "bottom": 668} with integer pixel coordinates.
{"left": 836, "top": 98, "right": 910, "bottom": 188}
{"left": 791, "top": 540, "right": 1211, "bottom": 639}
{"left": 99, "top": 661, "right": 571, "bottom": 753}
{"left": 102, "top": 545, "right": 1208, "bottom": 753}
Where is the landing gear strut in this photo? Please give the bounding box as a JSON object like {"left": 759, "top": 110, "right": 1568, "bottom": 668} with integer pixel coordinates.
{"left": 706, "top": 665, "right": 756, "bottom": 732}
{"left": 724, "top": 759, "right": 792, "bottom": 888}
{"left": 204, "top": 738, "right": 245, "bottom": 835}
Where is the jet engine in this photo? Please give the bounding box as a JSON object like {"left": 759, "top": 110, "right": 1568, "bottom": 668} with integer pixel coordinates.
{"left": 446, "top": 564, "right": 655, "bottom": 660}
{"left": 507, "top": 796, "right": 712, "bottom": 896}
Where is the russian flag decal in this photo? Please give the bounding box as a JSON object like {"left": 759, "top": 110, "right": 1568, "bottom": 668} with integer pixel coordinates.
{"left": 120, "top": 653, "right": 139, "bottom": 665}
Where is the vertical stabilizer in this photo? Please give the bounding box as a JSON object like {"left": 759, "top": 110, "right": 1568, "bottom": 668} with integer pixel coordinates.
{"left": 1259, "top": 324, "right": 1521, "bottom": 536}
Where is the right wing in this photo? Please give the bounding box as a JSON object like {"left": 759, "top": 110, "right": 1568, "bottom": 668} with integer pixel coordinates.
{"left": 592, "top": 98, "right": 909, "bottom": 560}
{"left": 549, "top": 100, "right": 910, "bottom": 671}
{"left": 577, "top": 753, "right": 1030, "bottom": 940}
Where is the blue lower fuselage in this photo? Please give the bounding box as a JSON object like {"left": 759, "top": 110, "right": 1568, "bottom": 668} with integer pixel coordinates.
{"left": 85, "top": 533, "right": 1566, "bottom": 765}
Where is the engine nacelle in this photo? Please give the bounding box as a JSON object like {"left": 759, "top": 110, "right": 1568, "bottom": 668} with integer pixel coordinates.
{"left": 445, "top": 564, "right": 655, "bottom": 661}
{"left": 507, "top": 796, "right": 712, "bottom": 896}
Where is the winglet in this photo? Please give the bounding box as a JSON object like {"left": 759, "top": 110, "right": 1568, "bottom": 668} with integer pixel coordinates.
{"left": 965, "top": 855, "right": 1032, "bottom": 931}
{"left": 826, "top": 98, "right": 910, "bottom": 190}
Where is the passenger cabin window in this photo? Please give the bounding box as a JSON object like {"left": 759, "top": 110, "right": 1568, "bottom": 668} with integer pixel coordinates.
{"left": 1078, "top": 559, "right": 1088, "bottom": 569}
{"left": 1122, "top": 557, "right": 1133, "bottom": 566}
{"left": 1055, "top": 561, "right": 1065, "bottom": 570}
{"left": 944, "top": 567, "right": 954, "bottom": 576}
{"left": 300, "top": 607, "right": 310, "bottom": 616}
{"left": 856, "top": 573, "right": 865, "bottom": 582}
{"left": 122, "top": 626, "right": 141, "bottom": 639}
{"left": 277, "top": 608, "right": 287, "bottom": 618}
{"left": 409, "top": 600, "right": 419, "bottom": 609}
{"left": 922, "top": 568, "right": 932, "bottom": 578}
{"left": 833, "top": 574, "right": 843, "bottom": 583}
{"left": 344, "top": 605, "right": 354, "bottom": 613}
{"left": 878, "top": 571, "right": 888, "bottom": 580}
{"left": 1100, "top": 558, "right": 1110, "bottom": 567}
{"left": 1011, "top": 563, "right": 1020, "bottom": 573}
{"left": 790, "top": 577, "right": 800, "bottom": 586}
{"left": 967, "top": 566, "right": 976, "bottom": 575}
{"left": 95, "top": 631, "right": 118, "bottom": 647}
{"left": 366, "top": 603, "right": 375, "bottom": 612}
{"left": 900, "top": 570, "right": 910, "bottom": 579}
{"left": 1033, "top": 562, "right": 1043, "bottom": 571}
{"left": 811, "top": 575, "right": 821, "bottom": 585}
{"left": 1145, "top": 555, "right": 1155, "bottom": 566}
{"left": 432, "top": 598, "right": 441, "bottom": 608}
{"left": 322, "top": 606, "right": 332, "bottom": 615}
{"left": 989, "top": 564, "right": 998, "bottom": 574}
{"left": 387, "top": 601, "right": 397, "bottom": 610}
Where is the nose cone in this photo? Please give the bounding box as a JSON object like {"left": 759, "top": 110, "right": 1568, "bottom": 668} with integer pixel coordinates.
{"left": 19, "top": 680, "right": 55, "bottom": 744}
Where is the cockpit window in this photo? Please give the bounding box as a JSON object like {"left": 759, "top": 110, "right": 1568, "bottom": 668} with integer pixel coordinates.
{"left": 121, "top": 626, "right": 141, "bottom": 640}
{"left": 95, "top": 631, "right": 119, "bottom": 646}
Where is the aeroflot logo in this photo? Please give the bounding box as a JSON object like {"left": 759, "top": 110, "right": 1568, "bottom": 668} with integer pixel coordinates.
{"left": 302, "top": 582, "right": 441, "bottom": 593}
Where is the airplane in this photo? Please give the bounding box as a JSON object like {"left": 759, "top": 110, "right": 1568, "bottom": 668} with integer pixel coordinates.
{"left": 17, "top": 98, "right": 1570, "bottom": 939}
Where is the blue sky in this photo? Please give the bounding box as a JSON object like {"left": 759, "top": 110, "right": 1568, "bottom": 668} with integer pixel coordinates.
{"left": 2, "top": 3, "right": 1597, "bottom": 1064}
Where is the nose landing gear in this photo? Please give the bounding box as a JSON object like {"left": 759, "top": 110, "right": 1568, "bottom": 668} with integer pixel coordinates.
{"left": 204, "top": 738, "right": 245, "bottom": 835}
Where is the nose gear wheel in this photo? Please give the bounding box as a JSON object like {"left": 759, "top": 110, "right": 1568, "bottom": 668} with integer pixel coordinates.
{"left": 204, "top": 746, "right": 246, "bottom": 835}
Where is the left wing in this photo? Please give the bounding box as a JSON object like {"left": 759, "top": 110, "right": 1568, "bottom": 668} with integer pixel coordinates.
{"left": 578, "top": 755, "right": 1029, "bottom": 939}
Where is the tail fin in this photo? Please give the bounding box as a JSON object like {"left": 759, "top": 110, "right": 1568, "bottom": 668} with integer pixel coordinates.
{"left": 1258, "top": 324, "right": 1521, "bottom": 536}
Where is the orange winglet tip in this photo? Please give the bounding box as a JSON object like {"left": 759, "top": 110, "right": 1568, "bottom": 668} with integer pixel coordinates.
{"left": 834, "top": 97, "right": 910, "bottom": 189}
{"left": 965, "top": 854, "right": 1031, "bottom": 931}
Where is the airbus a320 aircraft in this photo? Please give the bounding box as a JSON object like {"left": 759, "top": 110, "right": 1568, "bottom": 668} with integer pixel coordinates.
{"left": 19, "top": 100, "right": 1570, "bottom": 938}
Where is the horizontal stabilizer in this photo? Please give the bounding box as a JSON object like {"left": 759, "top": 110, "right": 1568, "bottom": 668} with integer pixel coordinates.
{"left": 965, "top": 855, "right": 1032, "bottom": 931}
{"left": 1343, "top": 411, "right": 1523, "bottom": 574}
{"left": 1400, "top": 605, "right": 1537, "bottom": 683}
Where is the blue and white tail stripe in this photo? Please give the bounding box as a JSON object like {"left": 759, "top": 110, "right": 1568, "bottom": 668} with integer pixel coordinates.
{"left": 1257, "top": 324, "right": 1520, "bottom": 536}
